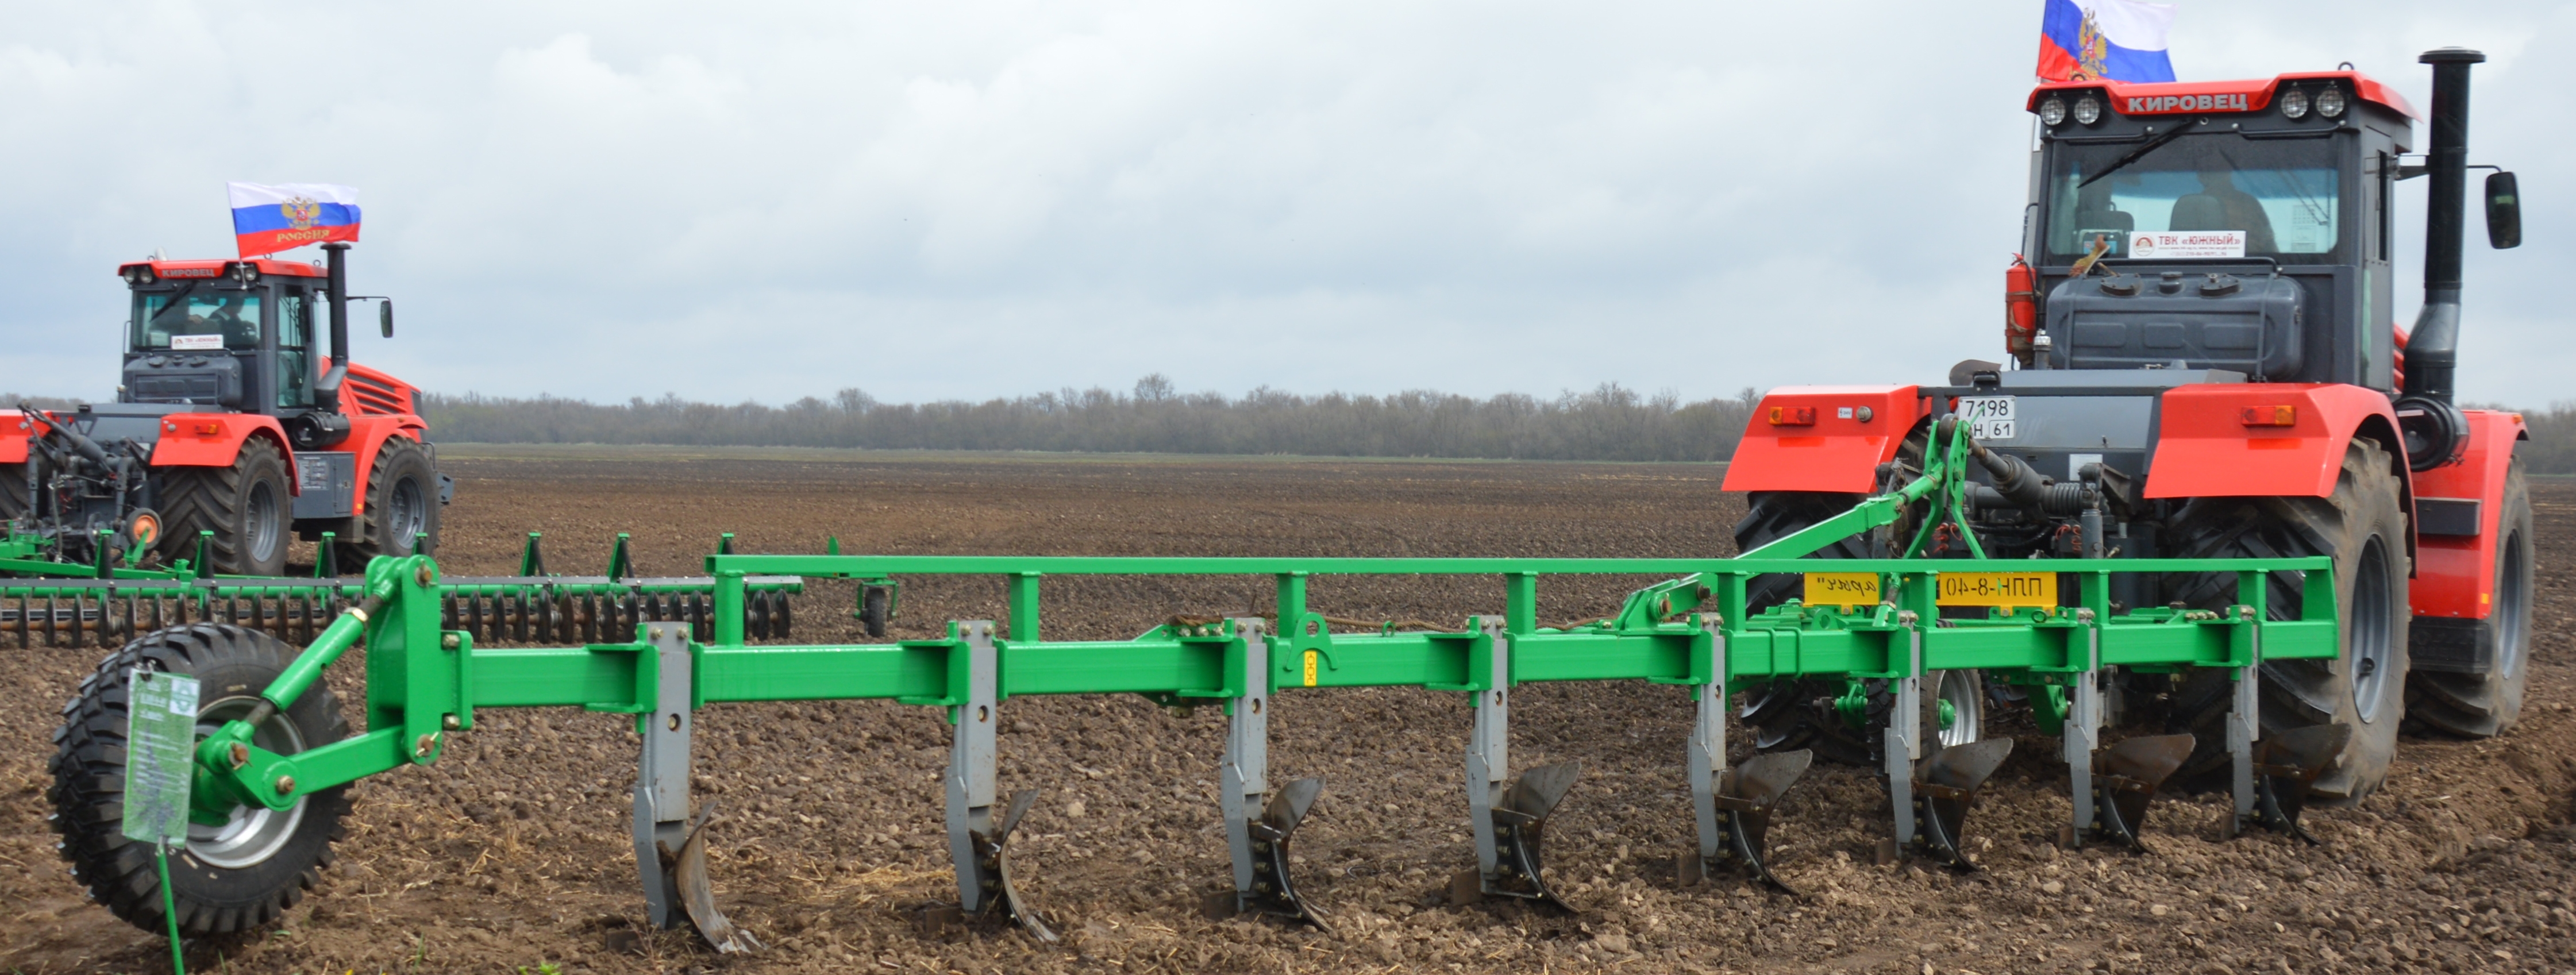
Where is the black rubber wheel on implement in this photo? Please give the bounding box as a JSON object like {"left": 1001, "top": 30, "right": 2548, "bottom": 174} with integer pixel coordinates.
{"left": 2407, "top": 456, "right": 2532, "bottom": 737}
{"left": 49, "top": 624, "right": 353, "bottom": 937}
{"left": 157, "top": 437, "right": 292, "bottom": 577}
{"left": 2163, "top": 437, "right": 2411, "bottom": 805}
{"left": 1732, "top": 490, "right": 1887, "bottom": 766}
{"left": 333, "top": 436, "right": 441, "bottom": 568}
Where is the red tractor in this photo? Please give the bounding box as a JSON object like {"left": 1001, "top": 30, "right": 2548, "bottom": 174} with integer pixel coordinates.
{"left": 1726, "top": 50, "right": 2528, "bottom": 806}
{"left": 1, "top": 242, "right": 444, "bottom": 576}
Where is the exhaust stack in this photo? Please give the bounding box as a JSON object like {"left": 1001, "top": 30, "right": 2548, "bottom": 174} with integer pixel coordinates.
{"left": 2394, "top": 48, "right": 2483, "bottom": 470}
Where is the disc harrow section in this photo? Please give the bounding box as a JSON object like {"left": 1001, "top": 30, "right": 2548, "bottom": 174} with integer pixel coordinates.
{"left": 92, "top": 542, "right": 2357, "bottom": 954}
{"left": 2, "top": 532, "right": 804, "bottom": 648}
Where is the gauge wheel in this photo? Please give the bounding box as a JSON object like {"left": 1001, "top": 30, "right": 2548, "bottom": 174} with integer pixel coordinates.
{"left": 49, "top": 624, "right": 352, "bottom": 936}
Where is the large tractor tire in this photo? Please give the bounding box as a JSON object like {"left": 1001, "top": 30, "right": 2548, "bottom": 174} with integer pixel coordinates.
{"left": 332, "top": 436, "right": 441, "bottom": 568}
{"left": 2408, "top": 457, "right": 2532, "bottom": 738}
{"left": 1731, "top": 487, "right": 1988, "bottom": 764}
{"left": 0, "top": 460, "right": 29, "bottom": 521}
{"left": 49, "top": 624, "right": 352, "bottom": 937}
{"left": 157, "top": 438, "right": 292, "bottom": 577}
{"left": 2164, "top": 437, "right": 2411, "bottom": 805}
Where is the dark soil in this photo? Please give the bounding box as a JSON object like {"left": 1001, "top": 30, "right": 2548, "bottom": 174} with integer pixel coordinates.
{"left": 3, "top": 449, "right": 2572, "bottom": 974}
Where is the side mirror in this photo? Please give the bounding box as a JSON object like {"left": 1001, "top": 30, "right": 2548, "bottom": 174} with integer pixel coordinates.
{"left": 378, "top": 299, "right": 395, "bottom": 338}
{"left": 2486, "top": 171, "right": 2522, "bottom": 249}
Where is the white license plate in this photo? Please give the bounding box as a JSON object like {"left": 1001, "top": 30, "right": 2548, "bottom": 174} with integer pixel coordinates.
{"left": 1957, "top": 396, "right": 2016, "bottom": 441}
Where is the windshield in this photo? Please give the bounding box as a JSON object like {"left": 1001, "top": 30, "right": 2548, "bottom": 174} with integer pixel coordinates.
{"left": 132, "top": 287, "right": 262, "bottom": 352}
{"left": 2042, "top": 133, "right": 2342, "bottom": 263}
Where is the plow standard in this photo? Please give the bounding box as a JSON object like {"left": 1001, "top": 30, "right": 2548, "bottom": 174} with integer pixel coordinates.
{"left": 52, "top": 420, "right": 2355, "bottom": 947}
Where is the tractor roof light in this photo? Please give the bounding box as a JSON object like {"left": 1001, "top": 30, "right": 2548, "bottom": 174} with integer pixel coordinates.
{"left": 2279, "top": 88, "right": 2309, "bottom": 120}
{"left": 2038, "top": 97, "right": 2067, "bottom": 126}
{"left": 2316, "top": 85, "right": 2347, "bottom": 118}
{"left": 2073, "top": 95, "right": 2102, "bottom": 125}
{"left": 229, "top": 261, "right": 260, "bottom": 283}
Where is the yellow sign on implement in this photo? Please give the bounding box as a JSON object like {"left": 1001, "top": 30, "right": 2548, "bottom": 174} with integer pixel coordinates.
{"left": 1801, "top": 572, "right": 1881, "bottom": 608}
{"left": 1934, "top": 571, "right": 2057, "bottom": 608}
{"left": 1800, "top": 571, "right": 2058, "bottom": 610}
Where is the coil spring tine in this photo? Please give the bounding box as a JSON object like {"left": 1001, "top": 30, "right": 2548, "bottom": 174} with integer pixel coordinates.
{"left": 123, "top": 593, "right": 137, "bottom": 642}
{"left": 467, "top": 594, "right": 484, "bottom": 643}
{"left": 776, "top": 590, "right": 791, "bottom": 639}
{"left": 71, "top": 593, "right": 87, "bottom": 649}
{"left": 44, "top": 595, "right": 58, "bottom": 648}
{"left": 16, "top": 596, "right": 27, "bottom": 649}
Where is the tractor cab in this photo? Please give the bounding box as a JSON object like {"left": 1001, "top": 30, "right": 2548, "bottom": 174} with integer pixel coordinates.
{"left": 2021, "top": 71, "right": 2429, "bottom": 390}
{"left": 115, "top": 245, "right": 392, "bottom": 451}
{"left": 119, "top": 259, "right": 325, "bottom": 418}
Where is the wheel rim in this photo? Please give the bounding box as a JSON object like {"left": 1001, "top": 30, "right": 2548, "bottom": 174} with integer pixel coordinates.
{"left": 2349, "top": 535, "right": 2396, "bottom": 723}
{"left": 387, "top": 475, "right": 428, "bottom": 546}
{"left": 1933, "top": 670, "right": 1982, "bottom": 749}
{"left": 244, "top": 480, "right": 282, "bottom": 565}
{"left": 2496, "top": 529, "right": 2530, "bottom": 681}
{"left": 188, "top": 696, "right": 308, "bottom": 869}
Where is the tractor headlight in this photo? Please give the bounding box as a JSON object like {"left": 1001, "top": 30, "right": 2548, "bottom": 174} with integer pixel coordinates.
{"left": 2279, "top": 88, "right": 2309, "bottom": 120}
{"left": 2073, "top": 95, "right": 2102, "bottom": 125}
{"left": 2039, "top": 97, "right": 2067, "bottom": 126}
{"left": 2316, "top": 85, "right": 2347, "bottom": 118}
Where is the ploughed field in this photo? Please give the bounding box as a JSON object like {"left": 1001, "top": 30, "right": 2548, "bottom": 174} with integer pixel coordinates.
{"left": 5, "top": 447, "right": 2575, "bottom": 974}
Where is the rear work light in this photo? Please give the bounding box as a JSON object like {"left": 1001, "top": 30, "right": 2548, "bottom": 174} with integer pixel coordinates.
{"left": 194, "top": 422, "right": 224, "bottom": 436}
{"left": 2239, "top": 406, "right": 2297, "bottom": 427}
{"left": 1768, "top": 406, "right": 1818, "bottom": 426}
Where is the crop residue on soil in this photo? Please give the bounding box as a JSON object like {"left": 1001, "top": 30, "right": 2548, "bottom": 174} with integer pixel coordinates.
{"left": 3, "top": 453, "right": 2573, "bottom": 973}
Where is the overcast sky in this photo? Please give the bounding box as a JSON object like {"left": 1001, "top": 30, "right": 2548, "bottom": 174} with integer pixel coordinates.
{"left": 5, "top": 2, "right": 2569, "bottom": 407}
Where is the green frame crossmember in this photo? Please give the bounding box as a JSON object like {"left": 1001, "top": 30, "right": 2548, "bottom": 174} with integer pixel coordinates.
{"left": 184, "top": 538, "right": 2335, "bottom": 946}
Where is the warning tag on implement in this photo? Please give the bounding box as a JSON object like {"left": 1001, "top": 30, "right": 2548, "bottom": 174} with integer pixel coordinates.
{"left": 122, "top": 669, "right": 199, "bottom": 847}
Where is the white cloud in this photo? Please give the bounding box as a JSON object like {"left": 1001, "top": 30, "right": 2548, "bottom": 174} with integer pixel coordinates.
{"left": 2, "top": 0, "right": 2570, "bottom": 409}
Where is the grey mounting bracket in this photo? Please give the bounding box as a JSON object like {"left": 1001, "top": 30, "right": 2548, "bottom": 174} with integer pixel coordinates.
{"left": 943, "top": 621, "right": 1056, "bottom": 941}
{"left": 1453, "top": 616, "right": 1580, "bottom": 910}
{"left": 632, "top": 621, "right": 761, "bottom": 953}
{"left": 1681, "top": 615, "right": 1811, "bottom": 893}
{"left": 1216, "top": 617, "right": 1330, "bottom": 930}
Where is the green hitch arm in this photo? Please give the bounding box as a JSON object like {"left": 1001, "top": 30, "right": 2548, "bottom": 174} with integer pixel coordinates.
{"left": 1736, "top": 468, "right": 1942, "bottom": 562}
{"left": 250, "top": 592, "right": 386, "bottom": 720}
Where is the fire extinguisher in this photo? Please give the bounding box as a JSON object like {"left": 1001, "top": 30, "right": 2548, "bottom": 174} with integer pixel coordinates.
{"left": 2004, "top": 254, "right": 2039, "bottom": 368}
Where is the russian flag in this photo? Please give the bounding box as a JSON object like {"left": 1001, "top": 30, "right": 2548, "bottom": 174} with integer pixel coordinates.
{"left": 2037, "top": 0, "right": 2176, "bottom": 84}
{"left": 228, "top": 182, "right": 361, "bottom": 259}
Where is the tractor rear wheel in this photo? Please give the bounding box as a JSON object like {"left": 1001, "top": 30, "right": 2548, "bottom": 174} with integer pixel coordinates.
{"left": 48, "top": 624, "right": 352, "bottom": 937}
{"left": 332, "top": 437, "right": 441, "bottom": 568}
{"left": 2164, "top": 437, "right": 2411, "bottom": 805}
{"left": 1733, "top": 490, "right": 1886, "bottom": 766}
{"left": 2407, "top": 457, "right": 2532, "bottom": 737}
{"left": 0, "top": 461, "right": 29, "bottom": 522}
{"left": 157, "top": 438, "right": 292, "bottom": 577}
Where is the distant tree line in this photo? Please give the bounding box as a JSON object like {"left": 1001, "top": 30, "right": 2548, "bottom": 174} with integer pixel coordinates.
{"left": 414, "top": 378, "right": 1761, "bottom": 462}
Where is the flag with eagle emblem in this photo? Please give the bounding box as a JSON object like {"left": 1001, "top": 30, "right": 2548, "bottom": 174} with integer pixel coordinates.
{"left": 2037, "top": 0, "right": 2176, "bottom": 84}
{"left": 227, "top": 182, "right": 361, "bottom": 258}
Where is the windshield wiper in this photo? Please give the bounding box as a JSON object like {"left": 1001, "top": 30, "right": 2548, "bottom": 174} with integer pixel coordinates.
{"left": 146, "top": 280, "right": 202, "bottom": 330}
{"left": 2078, "top": 119, "right": 2204, "bottom": 189}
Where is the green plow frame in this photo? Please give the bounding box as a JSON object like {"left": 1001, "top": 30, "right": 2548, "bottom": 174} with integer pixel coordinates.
{"left": 163, "top": 421, "right": 2351, "bottom": 949}
{"left": 180, "top": 541, "right": 2338, "bottom": 949}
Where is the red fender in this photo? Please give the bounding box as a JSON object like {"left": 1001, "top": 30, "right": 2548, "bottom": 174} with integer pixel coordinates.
{"left": 2408, "top": 410, "right": 2528, "bottom": 621}
{"left": 2143, "top": 384, "right": 2405, "bottom": 500}
{"left": 1722, "top": 386, "right": 1928, "bottom": 493}
{"left": 0, "top": 410, "right": 29, "bottom": 464}
{"left": 148, "top": 414, "right": 297, "bottom": 493}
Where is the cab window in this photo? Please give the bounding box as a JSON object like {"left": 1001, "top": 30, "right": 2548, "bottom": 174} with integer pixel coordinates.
{"left": 132, "top": 286, "right": 263, "bottom": 350}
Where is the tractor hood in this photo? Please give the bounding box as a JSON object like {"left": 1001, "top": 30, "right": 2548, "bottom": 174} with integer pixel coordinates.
{"left": 2043, "top": 269, "right": 2303, "bottom": 379}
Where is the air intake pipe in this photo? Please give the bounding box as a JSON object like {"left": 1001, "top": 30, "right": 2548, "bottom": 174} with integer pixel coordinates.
{"left": 2396, "top": 48, "right": 2483, "bottom": 470}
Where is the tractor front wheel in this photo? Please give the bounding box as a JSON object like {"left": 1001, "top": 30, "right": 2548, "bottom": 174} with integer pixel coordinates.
{"left": 333, "top": 437, "right": 441, "bottom": 567}
{"left": 157, "top": 438, "right": 292, "bottom": 576}
{"left": 2408, "top": 457, "right": 2533, "bottom": 737}
{"left": 2165, "top": 437, "right": 2411, "bottom": 805}
{"left": 48, "top": 624, "right": 352, "bottom": 937}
